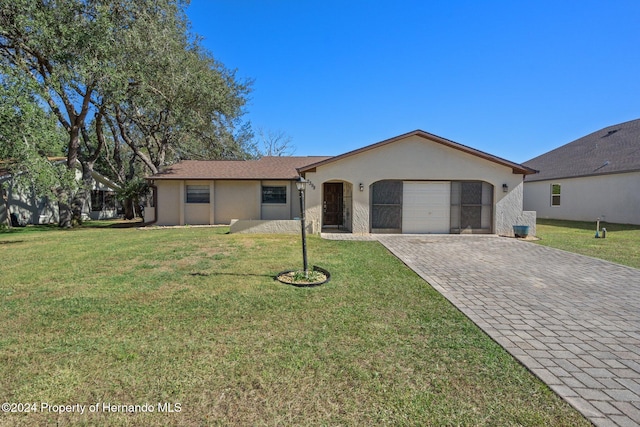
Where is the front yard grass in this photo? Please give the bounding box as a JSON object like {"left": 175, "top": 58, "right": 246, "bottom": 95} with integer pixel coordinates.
{"left": 535, "top": 218, "right": 640, "bottom": 268}
{"left": 0, "top": 223, "right": 590, "bottom": 426}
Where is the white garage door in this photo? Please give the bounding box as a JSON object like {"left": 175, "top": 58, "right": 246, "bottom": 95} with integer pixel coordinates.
{"left": 402, "top": 181, "right": 451, "bottom": 233}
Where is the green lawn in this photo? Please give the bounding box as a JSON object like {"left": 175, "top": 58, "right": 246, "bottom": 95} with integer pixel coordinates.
{"left": 535, "top": 218, "right": 640, "bottom": 268}
{"left": 0, "top": 222, "right": 590, "bottom": 426}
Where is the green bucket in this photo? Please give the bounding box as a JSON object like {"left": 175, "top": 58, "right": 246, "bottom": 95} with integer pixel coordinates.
{"left": 513, "top": 225, "right": 529, "bottom": 238}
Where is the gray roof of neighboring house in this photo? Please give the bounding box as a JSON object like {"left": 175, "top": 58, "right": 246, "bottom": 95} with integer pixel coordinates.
{"left": 523, "top": 118, "right": 640, "bottom": 182}
{"left": 148, "top": 156, "right": 331, "bottom": 181}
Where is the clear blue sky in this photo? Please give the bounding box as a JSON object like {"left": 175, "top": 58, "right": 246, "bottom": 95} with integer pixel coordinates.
{"left": 186, "top": 0, "right": 640, "bottom": 163}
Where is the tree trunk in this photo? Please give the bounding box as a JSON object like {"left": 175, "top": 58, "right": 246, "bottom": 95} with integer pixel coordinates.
{"left": 57, "top": 189, "right": 72, "bottom": 228}
{"left": 71, "top": 160, "right": 96, "bottom": 225}
{"left": 58, "top": 125, "right": 82, "bottom": 227}
{"left": 123, "top": 196, "right": 135, "bottom": 220}
{"left": 1, "top": 186, "right": 11, "bottom": 229}
{"left": 134, "top": 201, "right": 143, "bottom": 219}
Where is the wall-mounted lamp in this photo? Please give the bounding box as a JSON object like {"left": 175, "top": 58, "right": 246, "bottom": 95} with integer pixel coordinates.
{"left": 502, "top": 183, "right": 508, "bottom": 192}
{"left": 359, "top": 183, "right": 364, "bottom": 192}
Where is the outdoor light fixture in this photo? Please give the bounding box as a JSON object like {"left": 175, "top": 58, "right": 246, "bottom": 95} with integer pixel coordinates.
{"left": 296, "top": 176, "right": 309, "bottom": 276}
{"left": 296, "top": 177, "right": 307, "bottom": 192}
{"left": 359, "top": 183, "right": 364, "bottom": 192}
{"left": 502, "top": 183, "right": 508, "bottom": 192}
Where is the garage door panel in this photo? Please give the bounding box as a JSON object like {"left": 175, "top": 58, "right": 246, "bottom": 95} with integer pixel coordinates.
{"left": 402, "top": 182, "right": 450, "bottom": 233}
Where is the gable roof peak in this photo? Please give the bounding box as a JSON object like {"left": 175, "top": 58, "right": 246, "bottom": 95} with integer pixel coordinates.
{"left": 298, "top": 129, "right": 535, "bottom": 175}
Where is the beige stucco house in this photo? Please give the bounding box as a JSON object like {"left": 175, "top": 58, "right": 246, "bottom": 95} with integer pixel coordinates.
{"left": 523, "top": 119, "right": 640, "bottom": 225}
{"left": 146, "top": 156, "right": 329, "bottom": 228}
{"left": 147, "top": 130, "right": 537, "bottom": 235}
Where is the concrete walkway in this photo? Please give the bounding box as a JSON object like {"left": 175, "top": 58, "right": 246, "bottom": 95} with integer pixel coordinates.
{"left": 322, "top": 233, "right": 640, "bottom": 427}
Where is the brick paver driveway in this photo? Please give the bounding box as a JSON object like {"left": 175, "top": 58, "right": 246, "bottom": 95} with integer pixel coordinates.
{"left": 373, "top": 235, "right": 640, "bottom": 427}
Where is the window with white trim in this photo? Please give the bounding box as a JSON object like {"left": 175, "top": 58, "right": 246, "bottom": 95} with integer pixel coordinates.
{"left": 551, "top": 183, "right": 561, "bottom": 206}
{"left": 186, "top": 185, "right": 210, "bottom": 203}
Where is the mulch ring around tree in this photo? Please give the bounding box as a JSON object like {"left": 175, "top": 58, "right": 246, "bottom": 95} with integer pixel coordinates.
{"left": 276, "top": 266, "right": 331, "bottom": 287}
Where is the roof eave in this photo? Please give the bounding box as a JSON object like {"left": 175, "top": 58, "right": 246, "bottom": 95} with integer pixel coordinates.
{"left": 146, "top": 176, "right": 300, "bottom": 181}
{"left": 525, "top": 168, "right": 640, "bottom": 182}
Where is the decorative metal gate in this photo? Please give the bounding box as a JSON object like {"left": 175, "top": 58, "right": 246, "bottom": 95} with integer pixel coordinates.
{"left": 450, "top": 181, "right": 493, "bottom": 233}
{"left": 371, "top": 180, "right": 402, "bottom": 233}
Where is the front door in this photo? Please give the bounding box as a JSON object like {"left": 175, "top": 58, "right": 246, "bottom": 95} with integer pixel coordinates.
{"left": 323, "top": 183, "right": 343, "bottom": 227}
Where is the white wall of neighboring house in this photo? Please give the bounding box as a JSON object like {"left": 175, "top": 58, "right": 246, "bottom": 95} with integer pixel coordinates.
{"left": 0, "top": 168, "right": 119, "bottom": 225}
{"left": 524, "top": 171, "right": 640, "bottom": 225}
{"left": 303, "top": 135, "right": 533, "bottom": 235}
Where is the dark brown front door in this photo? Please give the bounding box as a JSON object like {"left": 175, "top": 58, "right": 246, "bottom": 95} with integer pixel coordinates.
{"left": 323, "top": 183, "right": 343, "bottom": 227}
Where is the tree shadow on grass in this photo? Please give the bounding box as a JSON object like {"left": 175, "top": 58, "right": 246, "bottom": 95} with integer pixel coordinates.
{"left": 0, "top": 240, "right": 24, "bottom": 245}
{"left": 0, "top": 220, "right": 143, "bottom": 233}
{"left": 189, "top": 272, "right": 277, "bottom": 279}
{"left": 0, "top": 224, "right": 58, "bottom": 235}
{"left": 81, "top": 219, "right": 144, "bottom": 229}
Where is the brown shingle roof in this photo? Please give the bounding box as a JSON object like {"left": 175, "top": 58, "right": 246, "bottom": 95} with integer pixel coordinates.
{"left": 148, "top": 156, "right": 331, "bottom": 181}
{"left": 524, "top": 118, "right": 640, "bottom": 182}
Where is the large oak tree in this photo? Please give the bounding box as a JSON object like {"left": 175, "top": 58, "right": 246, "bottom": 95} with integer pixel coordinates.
{"left": 0, "top": 0, "right": 252, "bottom": 226}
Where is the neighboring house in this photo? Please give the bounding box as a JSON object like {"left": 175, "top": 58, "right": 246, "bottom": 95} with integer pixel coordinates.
{"left": 523, "top": 119, "right": 640, "bottom": 225}
{"left": 148, "top": 130, "right": 537, "bottom": 236}
{"left": 0, "top": 160, "right": 121, "bottom": 225}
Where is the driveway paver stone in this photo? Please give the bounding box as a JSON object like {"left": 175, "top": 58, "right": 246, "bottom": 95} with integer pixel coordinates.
{"left": 323, "top": 233, "right": 640, "bottom": 427}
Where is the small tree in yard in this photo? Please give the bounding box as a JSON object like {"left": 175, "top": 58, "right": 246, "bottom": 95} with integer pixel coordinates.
{"left": 115, "top": 178, "right": 148, "bottom": 220}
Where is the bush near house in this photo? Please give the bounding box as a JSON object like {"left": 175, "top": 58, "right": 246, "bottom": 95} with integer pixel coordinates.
{"left": 0, "top": 223, "right": 589, "bottom": 426}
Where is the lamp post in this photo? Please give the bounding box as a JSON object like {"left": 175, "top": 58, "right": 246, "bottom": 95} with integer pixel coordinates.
{"left": 296, "top": 176, "right": 309, "bottom": 277}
